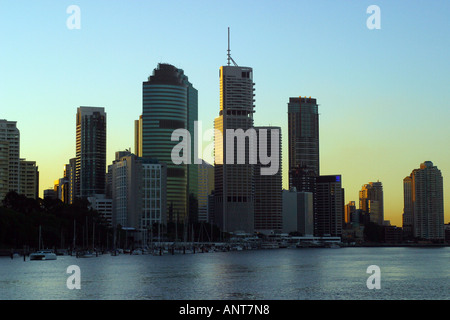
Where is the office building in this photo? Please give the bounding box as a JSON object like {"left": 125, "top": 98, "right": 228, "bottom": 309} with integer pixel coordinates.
{"left": 316, "top": 175, "right": 344, "bottom": 237}
{"left": 345, "top": 201, "right": 356, "bottom": 224}
{"left": 110, "top": 152, "right": 167, "bottom": 246}
{"left": 142, "top": 63, "right": 197, "bottom": 224}
{"left": 214, "top": 58, "right": 256, "bottom": 234}
{"left": 282, "top": 189, "right": 314, "bottom": 236}
{"left": 88, "top": 194, "right": 113, "bottom": 228}
{"left": 75, "top": 107, "right": 107, "bottom": 199}
{"left": 254, "top": 126, "right": 282, "bottom": 234}
{"left": 359, "top": 181, "right": 384, "bottom": 225}
{"left": 288, "top": 97, "right": 319, "bottom": 184}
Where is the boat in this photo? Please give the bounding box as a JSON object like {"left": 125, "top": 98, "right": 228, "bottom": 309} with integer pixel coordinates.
{"left": 30, "top": 226, "right": 57, "bottom": 260}
{"left": 77, "top": 250, "right": 95, "bottom": 258}
{"left": 29, "top": 250, "right": 57, "bottom": 261}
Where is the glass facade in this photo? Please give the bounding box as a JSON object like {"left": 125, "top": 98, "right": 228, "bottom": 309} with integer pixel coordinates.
{"left": 75, "top": 107, "right": 107, "bottom": 199}
{"left": 142, "top": 64, "right": 197, "bottom": 223}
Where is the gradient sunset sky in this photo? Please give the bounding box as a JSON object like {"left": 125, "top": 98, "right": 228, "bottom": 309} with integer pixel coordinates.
{"left": 1, "top": 0, "right": 449, "bottom": 226}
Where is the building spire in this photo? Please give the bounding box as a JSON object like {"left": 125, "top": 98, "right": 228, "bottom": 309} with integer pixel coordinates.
{"left": 227, "top": 27, "right": 238, "bottom": 66}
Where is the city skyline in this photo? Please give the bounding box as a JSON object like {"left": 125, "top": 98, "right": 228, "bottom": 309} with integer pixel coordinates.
{"left": 1, "top": 1, "right": 449, "bottom": 226}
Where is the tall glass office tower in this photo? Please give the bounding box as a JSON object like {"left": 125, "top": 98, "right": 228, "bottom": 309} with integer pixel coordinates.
{"left": 75, "top": 107, "right": 107, "bottom": 199}
{"left": 288, "top": 96, "right": 319, "bottom": 181}
{"left": 142, "top": 63, "right": 198, "bottom": 223}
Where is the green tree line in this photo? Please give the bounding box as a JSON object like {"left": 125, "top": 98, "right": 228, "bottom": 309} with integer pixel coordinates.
{"left": 0, "top": 191, "right": 111, "bottom": 250}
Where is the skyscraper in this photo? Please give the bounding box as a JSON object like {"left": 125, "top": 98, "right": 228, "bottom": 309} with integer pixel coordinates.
{"left": 254, "top": 126, "right": 282, "bottom": 233}
{"left": 142, "top": 63, "right": 197, "bottom": 223}
{"left": 214, "top": 50, "right": 256, "bottom": 234}
{"left": 287, "top": 97, "right": 321, "bottom": 236}
{"left": 75, "top": 107, "right": 107, "bottom": 199}
{"left": 288, "top": 97, "right": 320, "bottom": 183}
{"left": 404, "top": 161, "right": 444, "bottom": 241}
{"left": 359, "top": 181, "right": 384, "bottom": 225}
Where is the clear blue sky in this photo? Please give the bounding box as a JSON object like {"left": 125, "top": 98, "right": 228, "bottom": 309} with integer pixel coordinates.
{"left": 1, "top": 0, "right": 449, "bottom": 226}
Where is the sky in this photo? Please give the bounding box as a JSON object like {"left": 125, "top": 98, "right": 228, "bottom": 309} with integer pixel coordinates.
{"left": 0, "top": 0, "right": 449, "bottom": 227}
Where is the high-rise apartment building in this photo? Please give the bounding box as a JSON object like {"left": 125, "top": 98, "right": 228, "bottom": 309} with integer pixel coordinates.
{"left": 75, "top": 107, "right": 107, "bottom": 199}
{"left": 0, "top": 120, "right": 20, "bottom": 197}
{"left": 359, "top": 181, "right": 384, "bottom": 225}
{"left": 141, "top": 63, "right": 197, "bottom": 224}
{"left": 19, "top": 159, "right": 39, "bottom": 199}
{"left": 0, "top": 141, "right": 9, "bottom": 200}
{"left": 214, "top": 62, "right": 256, "bottom": 234}
{"left": 404, "top": 161, "right": 444, "bottom": 240}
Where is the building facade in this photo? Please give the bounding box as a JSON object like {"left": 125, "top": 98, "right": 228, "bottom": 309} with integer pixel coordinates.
{"left": 404, "top": 161, "right": 444, "bottom": 241}
{"left": 75, "top": 107, "right": 107, "bottom": 199}
{"left": 0, "top": 120, "right": 20, "bottom": 198}
{"left": 18, "top": 159, "right": 39, "bottom": 199}
{"left": 109, "top": 153, "right": 167, "bottom": 246}
{"left": 141, "top": 63, "right": 197, "bottom": 224}
{"left": 359, "top": 181, "right": 384, "bottom": 225}
{"left": 214, "top": 64, "right": 255, "bottom": 234}
{"left": 288, "top": 97, "right": 320, "bottom": 182}
{"left": 198, "top": 161, "right": 214, "bottom": 222}
{"left": 282, "top": 189, "right": 314, "bottom": 236}
{"left": 315, "top": 175, "right": 344, "bottom": 237}
{"left": 254, "top": 126, "right": 282, "bottom": 234}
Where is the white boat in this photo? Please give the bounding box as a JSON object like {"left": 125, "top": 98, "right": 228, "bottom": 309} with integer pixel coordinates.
{"left": 30, "top": 226, "right": 57, "bottom": 260}
{"left": 29, "top": 250, "right": 57, "bottom": 261}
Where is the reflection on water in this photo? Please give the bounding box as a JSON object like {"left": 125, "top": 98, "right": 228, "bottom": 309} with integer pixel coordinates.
{"left": 0, "top": 247, "right": 449, "bottom": 300}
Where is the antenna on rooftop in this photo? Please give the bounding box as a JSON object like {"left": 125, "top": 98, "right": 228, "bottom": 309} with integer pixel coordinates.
{"left": 227, "top": 27, "right": 238, "bottom": 67}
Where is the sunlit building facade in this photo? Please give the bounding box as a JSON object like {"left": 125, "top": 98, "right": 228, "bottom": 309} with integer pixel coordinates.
{"left": 359, "top": 181, "right": 384, "bottom": 225}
